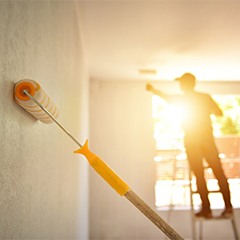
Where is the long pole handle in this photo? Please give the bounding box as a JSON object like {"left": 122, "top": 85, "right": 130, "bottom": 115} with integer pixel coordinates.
{"left": 125, "top": 190, "right": 184, "bottom": 240}
{"left": 75, "top": 140, "right": 184, "bottom": 240}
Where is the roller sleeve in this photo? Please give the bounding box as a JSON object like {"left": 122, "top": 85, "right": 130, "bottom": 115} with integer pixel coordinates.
{"left": 14, "top": 79, "right": 58, "bottom": 124}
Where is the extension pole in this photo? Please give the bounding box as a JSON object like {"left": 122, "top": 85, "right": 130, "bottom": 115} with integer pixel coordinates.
{"left": 125, "top": 190, "right": 184, "bottom": 239}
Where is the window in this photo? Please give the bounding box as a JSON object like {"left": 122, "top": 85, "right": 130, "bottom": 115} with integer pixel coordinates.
{"left": 153, "top": 94, "right": 240, "bottom": 210}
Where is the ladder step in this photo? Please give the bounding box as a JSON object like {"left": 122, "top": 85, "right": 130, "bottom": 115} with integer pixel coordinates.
{"left": 194, "top": 215, "right": 235, "bottom": 221}
{"left": 192, "top": 190, "right": 221, "bottom": 194}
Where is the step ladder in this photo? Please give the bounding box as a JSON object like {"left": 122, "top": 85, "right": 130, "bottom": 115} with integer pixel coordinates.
{"left": 189, "top": 168, "right": 239, "bottom": 240}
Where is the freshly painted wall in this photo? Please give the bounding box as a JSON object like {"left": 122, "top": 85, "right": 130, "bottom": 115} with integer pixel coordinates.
{"left": 0, "top": 1, "right": 89, "bottom": 239}
{"left": 89, "top": 79, "right": 240, "bottom": 240}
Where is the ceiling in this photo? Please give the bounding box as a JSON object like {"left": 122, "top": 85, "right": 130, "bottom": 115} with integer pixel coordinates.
{"left": 79, "top": 1, "right": 240, "bottom": 82}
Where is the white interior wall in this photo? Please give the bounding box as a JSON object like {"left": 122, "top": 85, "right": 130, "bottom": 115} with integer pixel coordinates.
{"left": 89, "top": 80, "right": 180, "bottom": 240}
{"left": 0, "top": 1, "right": 89, "bottom": 239}
{"left": 89, "top": 79, "right": 240, "bottom": 240}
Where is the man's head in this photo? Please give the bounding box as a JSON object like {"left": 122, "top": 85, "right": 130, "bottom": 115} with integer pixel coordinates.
{"left": 175, "top": 73, "right": 196, "bottom": 92}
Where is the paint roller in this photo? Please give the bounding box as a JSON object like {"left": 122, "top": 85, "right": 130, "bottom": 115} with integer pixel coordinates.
{"left": 14, "top": 79, "right": 184, "bottom": 240}
{"left": 14, "top": 79, "right": 58, "bottom": 124}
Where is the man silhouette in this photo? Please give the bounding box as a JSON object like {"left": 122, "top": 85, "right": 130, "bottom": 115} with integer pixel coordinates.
{"left": 146, "top": 73, "right": 233, "bottom": 218}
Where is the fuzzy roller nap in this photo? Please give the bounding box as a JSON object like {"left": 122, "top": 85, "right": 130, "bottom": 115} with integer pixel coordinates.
{"left": 14, "top": 79, "right": 58, "bottom": 124}
{"left": 13, "top": 79, "right": 184, "bottom": 240}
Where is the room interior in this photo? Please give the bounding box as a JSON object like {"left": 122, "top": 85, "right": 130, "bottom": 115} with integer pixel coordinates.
{"left": 1, "top": 1, "right": 240, "bottom": 240}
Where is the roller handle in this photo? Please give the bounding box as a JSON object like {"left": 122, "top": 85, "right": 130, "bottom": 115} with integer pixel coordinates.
{"left": 75, "top": 140, "right": 184, "bottom": 239}
{"left": 125, "top": 191, "right": 184, "bottom": 240}
{"left": 74, "top": 140, "right": 130, "bottom": 196}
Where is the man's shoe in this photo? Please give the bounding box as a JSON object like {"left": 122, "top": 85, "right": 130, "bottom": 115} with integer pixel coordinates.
{"left": 195, "top": 208, "right": 212, "bottom": 219}
{"left": 221, "top": 207, "right": 233, "bottom": 218}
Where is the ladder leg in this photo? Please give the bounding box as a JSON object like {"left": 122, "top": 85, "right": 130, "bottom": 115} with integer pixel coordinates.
{"left": 199, "top": 219, "right": 203, "bottom": 240}
{"left": 189, "top": 166, "right": 197, "bottom": 240}
{"left": 231, "top": 216, "right": 239, "bottom": 240}
{"left": 191, "top": 214, "right": 197, "bottom": 240}
{"left": 165, "top": 157, "right": 177, "bottom": 240}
